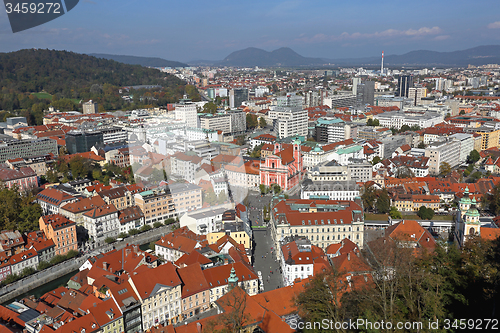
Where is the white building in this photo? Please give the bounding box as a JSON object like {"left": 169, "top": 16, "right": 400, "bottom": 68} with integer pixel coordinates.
{"left": 301, "top": 181, "right": 360, "bottom": 201}
{"left": 118, "top": 206, "right": 145, "bottom": 234}
{"left": 425, "top": 138, "right": 462, "bottom": 175}
{"left": 83, "top": 205, "right": 120, "bottom": 242}
{"left": 373, "top": 110, "right": 443, "bottom": 130}
{"left": 268, "top": 93, "right": 308, "bottom": 139}
{"left": 9, "top": 249, "right": 39, "bottom": 276}
{"left": 175, "top": 97, "right": 198, "bottom": 128}
{"left": 449, "top": 133, "right": 474, "bottom": 163}
{"left": 180, "top": 207, "right": 227, "bottom": 235}
{"left": 280, "top": 238, "right": 327, "bottom": 287}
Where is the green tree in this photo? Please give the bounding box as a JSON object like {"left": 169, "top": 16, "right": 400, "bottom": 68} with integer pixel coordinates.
{"left": 376, "top": 189, "right": 390, "bottom": 214}
{"left": 140, "top": 224, "right": 152, "bottom": 233}
{"left": 246, "top": 114, "right": 258, "bottom": 129}
{"left": 439, "top": 161, "right": 452, "bottom": 176}
{"left": 69, "top": 156, "right": 89, "bottom": 179}
{"left": 417, "top": 206, "right": 434, "bottom": 220}
{"left": 203, "top": 102, "right": 217, "bottom": 114}
{"left": 361, "top": 184, "right": 376, "bottom": 211}
{"left": 153, "top": 222, "right": 163, "bottom": 228}
{"left": 470, "top": 171, "right": 483, "bottom": 182}
{"left": 128, "top": 229, "right": 139, "bottom": 236}
{"left": 467, "top": 149, "right": 480, "bottom": 164}
{"left": 37, "top": 261, "right": 51, "bottom": 270}
{"left": 217, "top": 191, "right": 228, "bottom": 204}
{"left": 203, "top": 189, "right": 218, "bottom": 206}
{"left": 417, "top": 141, "right": 426, "bottom": 149}
{"left": 46, "top": 169, "right": 59, "bottom": 183}
{"left": 371, "top": 156, "right": 382, "bottom": 165}
{"left": 399, "top": 124, "right": 411, "bottom": 132}
{"left": 118, "top": 232, "right": 128, "bottom": 239}
{"left": 105, "top": 237, "right": 115, "bottom": 244}
{"left": 389, "top": 206, "right": 402, "bottom": 219}
{"left": 258, "top": 117, "right": 267, "bottom": 128}
{"left": 149, "top": 241, "right": 156, "bottom": 251}
{"left": 259, "top": 184, "right": 268, "bottom": 195}
{"left": 165, "top": 218, "right": 175, "bottom": 225}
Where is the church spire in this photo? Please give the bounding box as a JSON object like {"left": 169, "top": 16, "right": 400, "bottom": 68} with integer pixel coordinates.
{"left": 228, "top": 266, "right": 238, "bottom": 291}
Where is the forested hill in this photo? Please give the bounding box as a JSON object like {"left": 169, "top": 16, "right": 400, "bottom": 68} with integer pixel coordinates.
{"left": 0, "top": 49, "right": 200, "bottom": 125}
{"left": 0, "top": 49, "right": 182, "bottom": 94}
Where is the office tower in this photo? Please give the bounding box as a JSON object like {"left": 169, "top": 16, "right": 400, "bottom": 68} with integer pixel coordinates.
{"left": 229, "top": 88, "right": 249, "bottom": 108}
{"left": 268, "top": 93, "right": 307, "bottom": 139}
{"left": 82, "top": 100, "right": 98, "bottom": 114}
{"left": 65, "top": 130, "right": 104, "bottom": 154}
{"left": 175, "top": 96, "right": 198, "bottom": 128}
{"left": 352, "top": 77, "right": 361, "bottom": 96}
{"left": 397, "top": 75, "right": 414, "bottom": 97}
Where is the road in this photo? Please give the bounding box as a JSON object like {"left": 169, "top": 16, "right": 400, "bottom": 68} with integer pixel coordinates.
{"left": 252, "top": 229, "right": 283, "bottom": 292}
{"left": 246, "top": 191, "right": 272, "bottom": 228}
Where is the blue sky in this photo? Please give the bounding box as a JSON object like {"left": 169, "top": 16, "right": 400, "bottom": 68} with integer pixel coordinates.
{"left": 1, "top": 0, "right": 500, "bottom": 62}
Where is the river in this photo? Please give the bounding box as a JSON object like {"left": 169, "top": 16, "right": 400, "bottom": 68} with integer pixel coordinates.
{"left": 2, "top": 270, "right": 79, "bottom": 305}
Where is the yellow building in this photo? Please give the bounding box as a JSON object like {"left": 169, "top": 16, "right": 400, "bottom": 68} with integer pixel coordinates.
{"left": 207, "top": 222, "right": 252, "bottom": 249}
{"left": 475, "top": 128, "right": 500, "bottom": 150}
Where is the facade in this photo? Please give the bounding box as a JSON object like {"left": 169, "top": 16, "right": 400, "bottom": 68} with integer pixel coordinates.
{"left": 105, "top": 148, "right": 130, "bottom": 168}
{"left": 425, "top": 139, "right": 462, "bottom": 175}
{"left": 83, "top": 100, "right": 98, "bottom": 114}
{"left": 83, "top": 204, "right": 120, "bottom": 242}
{"left": 301, "top": 180, "right": 360, "bottom": 201}
{"left": 168, "top": 182, "right": 203, "bottom": 216}
{"left": 180, "top": 207, "right": 227, "bottom": 235}
{"left": 118, "top": 206, "right": 145, "bottom": 234}
{"left": 0, "top": 138, "right": 58, "bottom": 163}
{"left": 170, "top": 152, "right": 204, "bottom": 183}
{"left": 98, "top": 186, "right": 136, "bottom": 210}
{"left": 9, "top": 249, "right": 39, "bottom": 276}
{"left": 0, "top": 166, "right": 37, "bottom": 191}
{"left": 37, "top": 188, "right": 77, "bottom": 215}
{"left": 198, "top": 113, "right": 231, "bottom": 134}
{"left": 408, "top": 87, "right": 427, "bottom": 106}
{"left": 134, "top": 187, "right": 176, "bottom": 224}
{"left": 280, "top": 238, "right": 327, "bottom": 287}
{"left": 155, "top": 227, "right": 206, "bottom": 263}
{"left": 224, "top": 160, "right": 260, "bottom": 190}
{"left": 308, "top": 160, "right": 372, "bottom": 183}
{"left": 315, "top": 118, "right": 348, "bottom": 143}
{"left": 177, "top": 264, "right": 210, "bottom": 319}
{"left": 229, "top": 88, "right": 248, "bottom": 108}
{"left": 65, "top": 130, "right": 104, "bottom": 155}
{"left": 374, "top": 110, "right": 443, "bottom": 130}
{"left": 268, "top": 93, "right": 308, "bottom": 139}
{"left": 269, "top": 198, "right": 365, "bottom": 258}
{"left": 39, "top": 214, "right": 77, "bottom": 256}
{"left": 260, "top": 141, "right": 304, "bottom": 192}
{"left": 226, "top": 110, "right": 246, "bottom": 134}
{"left": 175, "top": 97, "right": 198, "bottom": 128}
{"left": 100, "top": 126, "right": 128, "bottom": 145}
{"left": 203, "top": 262, "right": 258, "bottom": 305}
{"left": 455, "top": 188, "right": 481, "bottom": 247}
{"left": 449, "top": 133, "right": 474, "bottom": 163}
{"left": 129, "top": 263, "right": 182, "bottom": 329}
{"left": 397, "top": 75, "right": 414, "bottom": 97}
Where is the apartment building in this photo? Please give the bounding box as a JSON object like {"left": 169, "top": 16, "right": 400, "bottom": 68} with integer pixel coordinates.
{"left": 39, "top": 214, "right": 77, "bottom": 256}
{"left": 37, "top": 188, "right": 78, "bottom": 215}
{"left": 168, "top": 182, "right": 202, "bottom": 216}
{"left": 0, "top": 166, "right": 37, "bottom": 191}
{"left": 268, "top": 93, "right": 308, "bottom": 139}
{"left": 134, "top": 186, "right": 176, "bottom": 225}
{"left": 98, "top": 186, "right": 136, "bottom": 210}
{"left": 425, "top": 138, "right": 462, "bottom": 175}
{"left": 301, "top": 180, "right": 360, "bottom": 201}
{"left": 0, "top": 137, "right": 58, "bottom": 163}
{"left": 118, "top": 206, "right": 145, "bottom": 234}
{"left": 170, "top": 152, "right": 205, "bottom": 183}
{"left": 83, "top": 204, "right": 120, "bottom": 242}
{"left": 155, "top": 227, "right": 207, "bottom": 263}
{"left": 199, "top": 113, "right": 231, "bottom": 134}
{"left": 59, "top": 196, "right": 107, "bottom": 227}
{"left": 373, "top": 110, "right": 443, "bottom": 130}
{"left": 180, "top": 207, "right": 227, "bottom": 235}
{"left": 175, "top": 97, "right": 198, "bottom": 128}
{"left": 177, "top": 264, "right": 210, "bottom": 319}
{"left": 129, "top": 263, "right": 182, "bottom": 329}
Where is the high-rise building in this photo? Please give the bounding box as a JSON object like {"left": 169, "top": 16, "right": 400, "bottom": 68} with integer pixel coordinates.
{"left": 352, "top": 77, "right": 361, "bottom": 96}
{"left": 175, "top": 96, "right": 198, "bottom": 128}
{"left": 65, "top": 130, "right": 104, "bottom": 154}
{"left": 82, "top": 100, "right": 98, "bottom": 114}
{"left": 356, "top": 81, "right": 375, "bottom": 106}
{"left": 397, "top": 75, "right": 414, "bottom": 98}
{"left": 226, "top": 110, "right": 246, "bottom": 134}
{"left": 229, "top": 88, "right": 249, "bottom": 108}
{"left": 268, "top": 93, "right": 308, "bottom": 139}
{"left": 408, "top": 87, "right": 427, "bottom": 106}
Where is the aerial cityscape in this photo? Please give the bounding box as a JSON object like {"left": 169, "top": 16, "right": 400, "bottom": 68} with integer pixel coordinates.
{"left": 0, "top": 1, "right": 500, "bottom": 333}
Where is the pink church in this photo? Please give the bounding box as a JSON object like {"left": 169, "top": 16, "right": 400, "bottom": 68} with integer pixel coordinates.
{"left": 260, "top": 141, "right": 304, "bottom": 192}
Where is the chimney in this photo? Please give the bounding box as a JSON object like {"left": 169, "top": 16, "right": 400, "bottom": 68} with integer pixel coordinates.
{"left": 196, "top": 323, "right": 202, "bottom": 333}
{"left": 224, "top": 258, "right": 229, "bottom": 265}
{"left": 103, "top": 262, "right": 108, "bottom": 270}
{"left": 125, "top": 248, "right": 131, "bottom": 257}
{"left": 347, "top": 253, "right": 350, "bottom": 261}
{"left": 133, "top": 245, "right": 138, "bottom": 253}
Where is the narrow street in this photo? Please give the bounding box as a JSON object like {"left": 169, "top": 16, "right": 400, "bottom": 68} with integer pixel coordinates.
{"left": 252, "top": 229, "right": 282, "bottom": 292}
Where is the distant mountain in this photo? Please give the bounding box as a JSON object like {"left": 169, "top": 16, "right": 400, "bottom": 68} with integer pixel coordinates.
{"left": 217, "top": 47, "right": 326, "bottom": 67}
{"left": 90, "top": 53, "right": 189, "bottom": 68}
{"left": 331, "top": 45, "right": 500, "bottom": 67}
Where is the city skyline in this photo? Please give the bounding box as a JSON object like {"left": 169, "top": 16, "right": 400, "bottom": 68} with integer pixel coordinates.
{"left": 1, "top": 0, "right": 500, "bottom": 62}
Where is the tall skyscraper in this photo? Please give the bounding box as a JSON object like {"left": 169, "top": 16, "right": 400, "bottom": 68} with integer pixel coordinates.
{"left": 397, "top": 75, "right": 414, "bottom": 97}
{"left": 175, "top": 96, "right": 198, "bottom": 128}
{"left": 229, "top": 88, "right": 249, "bottom": 108}
{"left": 268, "top": 93, "right": 307, "bottom": 139}
{"left": 352, "top": 77, "right": 361, "bottom": 96}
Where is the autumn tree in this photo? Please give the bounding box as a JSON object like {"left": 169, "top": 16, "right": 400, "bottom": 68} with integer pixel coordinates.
{"left": 376, "top": 188, "right": 390, "bottom": 214}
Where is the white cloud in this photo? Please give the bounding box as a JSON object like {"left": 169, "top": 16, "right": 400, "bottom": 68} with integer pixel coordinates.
{"left": 295, "top": 26, "right": 442, "bottom": 43}
{"left": 487, "top": 21, "right": 500, "bottom": 29}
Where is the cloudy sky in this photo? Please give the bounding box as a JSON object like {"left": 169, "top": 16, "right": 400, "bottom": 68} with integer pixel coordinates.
{"left": 1, "top": 0, "right": 500, "bottom": 62}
